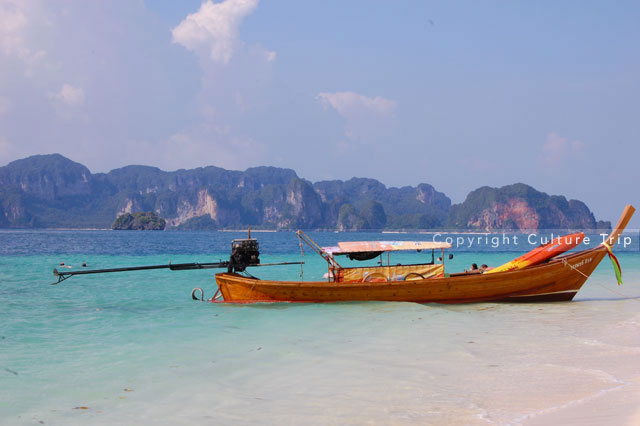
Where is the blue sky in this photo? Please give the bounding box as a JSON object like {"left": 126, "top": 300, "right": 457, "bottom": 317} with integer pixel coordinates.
{"left": 0, "top": 0, "right": 638, "bottom": 225}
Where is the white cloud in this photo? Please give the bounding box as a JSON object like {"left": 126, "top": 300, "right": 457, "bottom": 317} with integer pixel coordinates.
{"left": 542, "top": 132, "right": 584, "bottom": 168}
{"left": 165, "top": 1, "right": 278, "bottom": 172}
{"left": 48, "top": 83, "right": 85, "bottom": 107}
{"left": 0, "top": 1, "right": 28, "bottom": 56}
{"left": 171, "top": 0, "right": 260, "bottom": 64}
{"left": 318, "top": 91, "right": 397, "bottom": 118}
{"left": 317, "top": 91, "right": 397, "bottom": 143}
{"left": 0, "top": 0, "right": 46, "bottom": 68}
{"left": 263, "top": 49, "right": 276, "bottom": 62}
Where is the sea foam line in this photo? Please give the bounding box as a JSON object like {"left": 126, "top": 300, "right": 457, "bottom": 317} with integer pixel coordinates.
{"left": 508, "top": 364, "right": 627, "bottom": 426}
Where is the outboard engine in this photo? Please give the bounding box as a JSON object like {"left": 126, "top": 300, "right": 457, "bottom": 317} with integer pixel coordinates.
{"left": 229, "top": 238, "right": 260, "bottom": 272}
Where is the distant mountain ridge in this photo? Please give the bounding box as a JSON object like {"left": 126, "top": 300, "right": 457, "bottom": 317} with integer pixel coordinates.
{"left": 0, "top": 154, "right": 609, "bottom": 231}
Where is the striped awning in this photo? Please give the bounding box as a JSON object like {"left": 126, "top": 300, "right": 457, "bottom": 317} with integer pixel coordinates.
{"left": 322, "top": 240, "right": 451, "bottom": 255}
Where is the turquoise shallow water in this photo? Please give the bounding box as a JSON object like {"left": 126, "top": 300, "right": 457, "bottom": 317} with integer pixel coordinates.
{"left": 1, "top": 230, "right": 640, "bottom": 425}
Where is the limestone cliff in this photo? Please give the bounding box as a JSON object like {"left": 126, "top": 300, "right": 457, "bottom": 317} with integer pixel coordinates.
{"left": 314, "top": 179, "right": 450, "bottom": 230}
{"left": 448, "top": 183, "right": 611, "bottom": 231}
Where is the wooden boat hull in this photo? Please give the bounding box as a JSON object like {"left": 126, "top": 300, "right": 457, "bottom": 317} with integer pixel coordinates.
{"left": 214, "top": 247, "right": 607, "bottom": 304}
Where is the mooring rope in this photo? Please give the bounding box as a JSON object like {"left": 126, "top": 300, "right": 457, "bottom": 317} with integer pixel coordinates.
{"left": 212, "top": 288, "right": 222, "bottom": 301}
{"left": 562, "top": 258, "right": 589, "bottom": 279}
{"left": 562, "top": 258, "right": 629, "bottom": 298}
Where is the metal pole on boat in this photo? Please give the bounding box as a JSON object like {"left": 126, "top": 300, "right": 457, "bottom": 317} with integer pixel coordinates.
{"left": 296, "top": 230, "right": 342, "bottom": 268}
{"left": 51, "top": 260, "right": 303, "bottom": 285}
{"left": 52, "top": 261, "right": 229, "bottom": 284}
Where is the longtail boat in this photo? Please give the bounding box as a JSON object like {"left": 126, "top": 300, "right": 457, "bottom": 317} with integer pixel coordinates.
{"left": 213, "top": 205, "right": 635, "bottom": 304}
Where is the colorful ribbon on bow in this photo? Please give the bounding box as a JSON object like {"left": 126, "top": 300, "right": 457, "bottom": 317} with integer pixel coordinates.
{"left": 601, "top": 242, "right": 623, "bottom": 285}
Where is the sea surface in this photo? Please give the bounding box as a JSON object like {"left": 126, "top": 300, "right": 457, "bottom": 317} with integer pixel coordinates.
{"left": 1, "top": 230, "right": 639, "bottom": 425}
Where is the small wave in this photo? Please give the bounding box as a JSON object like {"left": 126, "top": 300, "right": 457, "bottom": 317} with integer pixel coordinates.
{"left": 582, "top": 339, "right": 640, "bottom": 354}
{"left": 510, "top": 365, "right": 626, "bottom": 425}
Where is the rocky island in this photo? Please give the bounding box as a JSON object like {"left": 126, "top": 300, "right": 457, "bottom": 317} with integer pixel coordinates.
{"left": 112, "top": 212, "right": 166, "bottom": 230}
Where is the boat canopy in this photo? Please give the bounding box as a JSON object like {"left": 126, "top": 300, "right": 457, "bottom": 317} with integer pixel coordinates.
{"left": 322, "top": 241, "right": 452, "bottom": 256}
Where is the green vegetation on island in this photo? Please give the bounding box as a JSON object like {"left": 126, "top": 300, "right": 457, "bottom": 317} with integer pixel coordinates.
{"left": 112, "top": 212, "right": 166, "bottom": 230}
{"left": 176, "top": 215, "right": 218, "bottom": 230}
